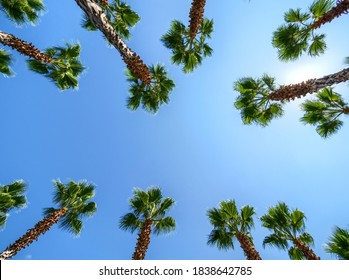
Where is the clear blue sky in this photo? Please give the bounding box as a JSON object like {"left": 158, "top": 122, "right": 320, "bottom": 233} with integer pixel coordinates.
{"left": 1, "top": 0, "right": 349, "bottom": 260}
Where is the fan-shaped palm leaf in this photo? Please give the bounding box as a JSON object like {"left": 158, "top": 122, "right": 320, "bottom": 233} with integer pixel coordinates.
{"left": 272, "top": 0, "right": 335, "bottom": 61}
{"left": 234, "top": 74, "right": 284, "bottom": 126}
{"left": 261, "top": 202, "right": 319, "bottom": 259}
{"left": 119, "top": 186, "right": 175, "bottom": 260}
{"left": 300, "top": 87, "right": 349, "bottom": 138}
{"left": 0, "top": 0, "right": 45, "bottom": 25}
{"left": 325, "top": 226, "right": 349, "bottom": 259}
{"left": 127, "top": 64, "right": 175, "bottom": 113}
{"left": 207, "top": 200, "right": 261, "bottom": 259}
{"left": 161, "top": 18, "right": 213, "bottom": 73}
{"left": 0, "top": 48, "right": 13, "bottom": 76}
{"left": 0, "top": 180, "right": 27, "bottom": 228}
{"left": 27, "top": 43, "right": 85, "bottom": 90}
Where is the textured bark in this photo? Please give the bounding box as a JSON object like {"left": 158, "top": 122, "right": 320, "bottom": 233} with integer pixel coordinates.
{"left": 269, "top": 68, "right": 349, "bottom": 101}
{"left": 311, "top": 0, "right": 349, "bottom": 30}
{"left": 189, "top": 0, "right": 206, "bottom": 40}
{"left": 293, "top": 238, "right": 320, "bottom": 260}
{"left": 75, "top": 0, "right": 151, "bottom": 84}
{"left": 0, "top": 31, "right": 52, "bottom": 63}
{"left": 132, "top": 219, "right": 152, "bottom": 260}
{"left": 99, "top": 0, "right": 108, "bottom": 6}
{"left": 0, "top": 208, "right": 67, "bottom": 260}
{"left": 236, "top": 232, "right": 262, "bottom": 260}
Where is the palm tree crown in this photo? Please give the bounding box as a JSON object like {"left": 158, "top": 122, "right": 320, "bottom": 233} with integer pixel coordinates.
{"left": 161, "top": 18, "right": 213, "bottom": 73}
{"left": 119, "top": 187, "right": 176, "bottom": 260}
{"left": 207, "top": 200, "right": 262, "bottom": 260}
{"left": 126, "top": 64, "right": 175, "bottom": 113}
{"left": 0, "top": 0, "right": 45, "bottom": 25}
{"left": 26, "top": 43, "right": 85, "bottom": 90}
{"left": 43, "top": 180, "right": 97, "bottom": 234}
{"left": 272, "top": 0, "right": 335, "bottom": 61}
{"left": 325, "top": 226, "right": 349, "bottom": 260}
{"left": 300, "top": 87, "right": 349, "bottom": 138}
{"left": 0, "top": 180, "right": 27, "bottom": 228}
{"left": 260, "top": 202, "right": 320, "bottom": 260}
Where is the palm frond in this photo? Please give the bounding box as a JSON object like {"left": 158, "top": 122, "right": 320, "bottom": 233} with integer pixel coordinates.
{"left": 0, "top": 48, "right": 13, "bottom": 76}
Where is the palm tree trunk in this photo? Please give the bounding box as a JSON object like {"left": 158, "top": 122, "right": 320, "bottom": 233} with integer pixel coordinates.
{"left": 0, "top": 208, "right": 67, "bottom": 260}
{"left": 189, "top": 0, "right": 206, "bottom": 40}
{"left": 0, "top": 31, "right": 52, "bottom": 63}
{"left": 293, "top": 238, "right": 320, "bottom": 260}
{"left": 236, "top": 232, "right": 262, "bottom": 260}
{"left": 75, "top": 0, "right": 152, "bottom": 84}
{"left": 311, "top": 0, "right": 349, "bottom": 30}
{"left": 269, "top": 67, "right": 349, "bottom": 101}
{"left": 132, "top": 218, "right": 152, "bottom": 260}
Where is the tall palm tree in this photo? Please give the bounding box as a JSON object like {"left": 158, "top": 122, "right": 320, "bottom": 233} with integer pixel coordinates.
{"left": 119, "top": 187, "right": 176, "bottom": 260}
{"left": 272, "top": 0, "right": 348, "bottom": 61}
{"left": 126, "top": 64, "right": 175, "bottom": 113}
{"left": 75, "top": 0, "right": 152, "bottom": 84}
{"left": 0, "top": 180, "right": 97, "bottom": 260}
{"left": 260, "top": 202, "right": 320, "bottom": 260}
{"left": 0, "top": 180, "right": 27, "bottom": 228}
{"left": 161, "top": 13, "right": 213, "bottom": 73}
{"left": 0, "top": 1, "right": 84, "bottom": 89}
{"left": 234, "top": 61, "right": 349, "bottom": 137}
{"left": 207, "top": 200, "right": 262, "bottom": 260}
{"left": 324, "top": 226, "right": 349, "bottom": 260}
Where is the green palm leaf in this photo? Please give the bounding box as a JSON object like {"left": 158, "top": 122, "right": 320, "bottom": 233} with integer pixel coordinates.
{"left": 0, "top": 180, "right": 27, "bottom": 228}
{"left": 27, "top": 43, "right": 85, "bottom": 90}
{"left": 207, "top": 200, "right": 256, "bottom": 251}
{"left": 161, "top": 18, "right": 213, "bottom": 73}
{"left": 234, "top": 75, "right": 284, "bottom": 126}
{"left": 0, "top": 48, "right": 13, "bottom": 76}
{"left": 126, "top": 64, "right": 175, "bottom": 113}
{"left": 43, "top": 180, "right": 97, "bottom": 235}
{"left": 325, "top": 226, "right": 349, "bottom": 260}
{"left": 0, "top": 0, "right": 45, "bottom": 25}
{"left": 300, "top": 88, "right": 348, "bottom": 138}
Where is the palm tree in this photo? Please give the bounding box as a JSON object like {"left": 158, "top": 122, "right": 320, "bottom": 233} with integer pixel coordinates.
{"left": 0, "top": 1, "right": 85, "bottom": 89}
{"left": 75, "top": 0, "right": 152, "bottom": 84}
{"left": 300, "top": 87, "right": 349, "bottom": 137}
{"left": 272, "top": 0, "right": 349, "bottom": 61}
{"left": 234, "top": 62, "right": 349, "bottom": 137}
{"left": 119, "top": 187, "right": 176, "bottom": 260}
{"left": 0, "top": 180, "right": 27, "bottom": 228}
{"left": 126, "top": 64, "right": 176, "bottom": 113}
{"left": 234, "top": 74, "right": 284, "bottom": 127}
{"left": 0, "top": 180, "right": 97, "bottom": 260}
{"left": 325, "top": 226, "right": 349, "bottom": 260}
{"left": 161, "top": 17, "right": 213, "bottom": 73}
{"left": 207, "top": 200, "right": 262, "bottom": 260}
{"left": 26, "top": 43, "right": 85, "bottom": 90}
{"left": 260, "top": 202, "right": 320, "bottom": 260}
